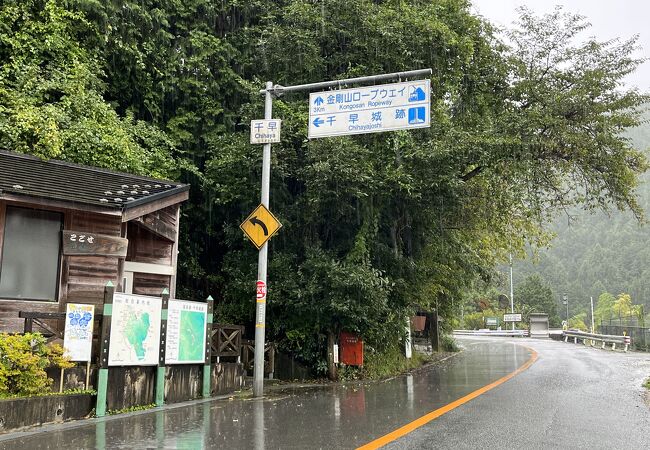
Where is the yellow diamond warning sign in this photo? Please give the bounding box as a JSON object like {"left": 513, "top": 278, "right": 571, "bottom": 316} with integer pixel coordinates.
{"left": 240, "top": 204, "right": 282, "bottom": 250}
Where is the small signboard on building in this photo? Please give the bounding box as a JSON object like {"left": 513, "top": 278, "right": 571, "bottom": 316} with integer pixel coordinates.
{"left": 63, "top": 304, "right": 94, "bottom": 361}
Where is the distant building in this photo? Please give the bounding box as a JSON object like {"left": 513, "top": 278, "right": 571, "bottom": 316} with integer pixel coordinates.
{"left": 0, "top": 150, "right": 189, "bottom": 332}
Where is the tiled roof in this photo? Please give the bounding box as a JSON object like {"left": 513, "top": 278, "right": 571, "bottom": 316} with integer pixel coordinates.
{"left": 0, "top": 150, "right": 189, "bottom": 210}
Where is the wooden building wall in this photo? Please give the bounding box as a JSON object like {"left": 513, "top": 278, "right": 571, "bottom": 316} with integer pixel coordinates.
{"left": 126, "top": 205, "right": 179, "bottom": 297}
{"left": 0, "top": 200, "right": 182, "bottom": 333}
{"left": 60, "top": 211, "right": 123, "bottom": 308}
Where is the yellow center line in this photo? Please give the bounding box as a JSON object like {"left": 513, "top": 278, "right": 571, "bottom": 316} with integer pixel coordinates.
{"left": 357, "top": 346, "right": 539, "bottom": 450}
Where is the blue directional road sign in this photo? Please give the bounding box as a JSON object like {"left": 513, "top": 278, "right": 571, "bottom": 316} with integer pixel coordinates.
{"left": 308, "top": 80, "right": 430, "bottom": 139}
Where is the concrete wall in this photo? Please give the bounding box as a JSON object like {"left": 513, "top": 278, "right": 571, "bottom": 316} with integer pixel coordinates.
{"left": 47, "top": 362, "right": 244, "bottom": 411}
{"left": 0, "top": 393, "right": 94, "bottom": 433}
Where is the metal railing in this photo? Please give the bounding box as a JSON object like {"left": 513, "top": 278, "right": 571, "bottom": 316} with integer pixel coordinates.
{"left": 453, "top": 329, "right": 529, "bottom": 337}
{"left": 563, "top": 330, "right": 631, "bottom": 352}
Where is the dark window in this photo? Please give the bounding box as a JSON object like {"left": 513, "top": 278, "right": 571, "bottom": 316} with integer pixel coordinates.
{"left": 0, "top": 206, "right": 62, "bottom": 301}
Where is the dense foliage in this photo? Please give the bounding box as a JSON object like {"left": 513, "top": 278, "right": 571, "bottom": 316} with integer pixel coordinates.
{"left": 0, "top": 333, "right": 73, "bottom": 397}
{"left": 1, "top": 1, "right": 647, "bottom": 374}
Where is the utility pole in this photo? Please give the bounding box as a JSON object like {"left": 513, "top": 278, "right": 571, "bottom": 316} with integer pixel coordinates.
{"left": 563, "top": 293, "right": 569, "bottom": 328}
{"left": 590, "top": 296, "right": 595, "bottom": 333}
{"left": 252, "top": 81, "right": 273, "bottom": 398}
{"left": 509, "top": 254, "right": 514, "bottom": 331}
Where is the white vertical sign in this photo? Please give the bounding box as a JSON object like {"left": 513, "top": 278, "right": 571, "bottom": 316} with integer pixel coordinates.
{"left": 63, "top": 304, "right": 94, "bottom": 361}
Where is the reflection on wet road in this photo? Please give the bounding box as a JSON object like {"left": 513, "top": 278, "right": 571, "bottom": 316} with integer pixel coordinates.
{"left": 0, "top": 340, "right": 532, "bottom": 449}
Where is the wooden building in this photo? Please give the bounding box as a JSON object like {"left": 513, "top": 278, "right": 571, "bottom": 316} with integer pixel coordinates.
{"left": 0, "top": 150, "right": 189, "bottom": 332}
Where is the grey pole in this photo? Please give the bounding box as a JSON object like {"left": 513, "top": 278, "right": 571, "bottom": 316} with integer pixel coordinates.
{"left": 590, "top": 296, "right": 595, "bottom": 332}
{"left": 509, "top": 254, "right": 515, "bottom": 331}
{"left": 253, "top": 81, "right": 273, "bottom": 398}
{"left": 260, "top": 68, "right": 432, "bottom": 95}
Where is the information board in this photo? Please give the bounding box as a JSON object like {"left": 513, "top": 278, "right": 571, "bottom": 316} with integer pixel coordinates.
{"left": 165, "top": 299, "right": 208, "bottom": 364}
{"left": 308, "top": 80, "right": 430, "bottom": 138}
{"left": 63, "top": 303, "right": 94, "bottom": 361}
{"left": 108, "top": 293, "right": 161, "bottom": 366}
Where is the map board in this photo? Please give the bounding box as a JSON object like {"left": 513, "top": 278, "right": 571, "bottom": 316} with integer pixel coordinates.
{"left": 63, "top": 303, "right": 94, "bottom": 361}
{"left": 165, "top": 299, "right": 208, "bottom": 364}
{"left": 108, "top": 293, "right": 161, "bottom": 366}
{"left": 308, "top": 80, "right": 430, "bottom": 138}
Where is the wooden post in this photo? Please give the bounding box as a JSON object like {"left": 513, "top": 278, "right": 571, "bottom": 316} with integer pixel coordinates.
{"left": 268, "top": 344, "right": 275, "bottom": 380}
{"left": 85, "top": 360, "right": 91, "bottom": 390}
{"left": 430, "top": 311, "right": 440, "bottom": 352}
{"left": 327, "top": 331, "right": 337, "bottom": 381}
{"left": 95, "top": 281, "right": 115, "bottom": 417}
{"left": 203, "top": 295, "right": 214, "bottom": 398}
{"left": 155, "top": 289, "right": 170, "bottom": 407}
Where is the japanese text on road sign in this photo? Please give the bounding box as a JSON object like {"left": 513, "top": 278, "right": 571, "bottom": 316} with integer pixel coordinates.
{"left": 503, "top": 313, "right": 522, "bottom": 322}
{"left": 240, "top": 204, "right": 283, "bottom": 250}
{"left": 250, "top": 119, "right": 281, "bottom": 144}
{"left": 308, "top": 80, "right": 430, "bottom": 138}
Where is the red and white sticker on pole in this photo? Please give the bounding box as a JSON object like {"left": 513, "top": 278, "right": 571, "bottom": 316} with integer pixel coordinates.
{"left": 256, "top": 280, "right": 266, "bottom": 302}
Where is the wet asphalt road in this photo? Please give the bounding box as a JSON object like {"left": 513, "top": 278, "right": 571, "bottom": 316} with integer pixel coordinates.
{"left": 387, "top": 337, "right": 650, "bottom": 450}
{"left": 0, "top": 337, "right": 648, "bottom": 449}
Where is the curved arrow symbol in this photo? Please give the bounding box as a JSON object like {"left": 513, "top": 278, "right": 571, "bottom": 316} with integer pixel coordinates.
{"left": 249, "top": 216, "right": 268, "bottom": 236}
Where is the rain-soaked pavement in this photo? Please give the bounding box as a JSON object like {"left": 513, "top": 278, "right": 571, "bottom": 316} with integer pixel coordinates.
{"left": 0, "top": 338, "right": 648, "bottom": 449}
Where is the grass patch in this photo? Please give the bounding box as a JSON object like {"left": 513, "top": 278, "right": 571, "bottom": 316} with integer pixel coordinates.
{"left": 0, "top": 388, "right": 96, "bottom": 400}
{"left": 338, "top": 344, "right": 430, "bottom": 381}
{"left": 643, "top": 378, "right": 650, "bottom": 390}
{"left": 107, "top": 403, "right": 156, "bottom": 415}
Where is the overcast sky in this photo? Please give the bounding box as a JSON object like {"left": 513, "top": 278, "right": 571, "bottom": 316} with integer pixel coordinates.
{"left": 470, "top": 0, "right": 650, "bottom": 92}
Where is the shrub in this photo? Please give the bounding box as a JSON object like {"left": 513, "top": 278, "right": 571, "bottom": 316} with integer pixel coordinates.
{"left": 0, "top": 333, "right": 73, "bottom": 398}
{"left": 440, "top": 334, "right": 460, "bottom": 352}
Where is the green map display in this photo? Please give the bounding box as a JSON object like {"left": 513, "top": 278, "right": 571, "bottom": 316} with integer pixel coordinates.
{"left": 179, "top": 310, "right": 206, "bottom": 361}
{"left": 108, "top": 293, "right": 161, "bottom": 366}
{"left": 125, "top": 312, "right": 151, "bottom": 360}
{"left": 165, "top": 299, "right": 207, "bottom": 364}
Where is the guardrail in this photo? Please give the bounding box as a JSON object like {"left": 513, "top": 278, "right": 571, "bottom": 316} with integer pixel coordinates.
{"left": 563, "top": 330, "right": 631, "bottom": 352}
{"left": 453, "top": 329, "right": 529, "bottom": 337}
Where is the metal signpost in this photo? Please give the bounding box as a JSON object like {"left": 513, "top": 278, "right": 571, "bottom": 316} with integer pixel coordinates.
{"left": 248, "top": 68, "right": 431, "bottom": 398}
{"left": 509, "top": 254, "right": 515, "bottom": 331}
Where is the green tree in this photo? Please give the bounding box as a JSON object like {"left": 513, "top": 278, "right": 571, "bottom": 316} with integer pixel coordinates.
{"left": 0, "top": 0, "right": 177, "bottom": 177}
{"left": 514, "top": 275, "right": 560, "bottom": 326}
{"left": 594, "top": 292, "right": 616, "bottom": 324}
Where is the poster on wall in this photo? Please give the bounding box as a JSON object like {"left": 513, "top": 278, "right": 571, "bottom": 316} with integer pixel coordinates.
{"left": 165, "top": 299, "right": 208, "bottom": 365}
{"left": 63, "top": 303, "right": 95, "bottom": 361}
{"left": 108, "top": 293, "right": 161, "bottom": 366}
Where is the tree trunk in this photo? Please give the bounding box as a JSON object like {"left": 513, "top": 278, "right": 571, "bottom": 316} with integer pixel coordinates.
{"left": 327, "top": 330, "right": 338, "bottom": 381}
